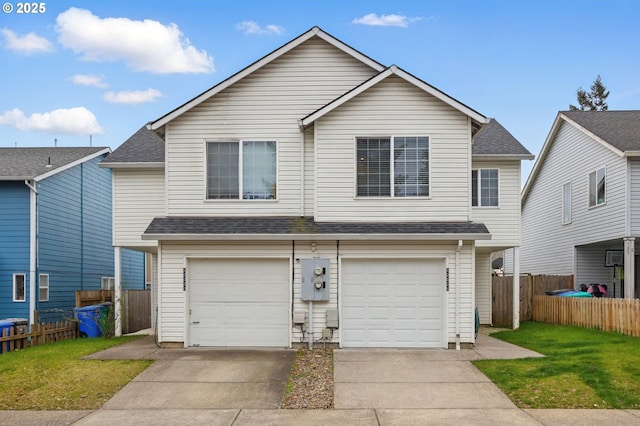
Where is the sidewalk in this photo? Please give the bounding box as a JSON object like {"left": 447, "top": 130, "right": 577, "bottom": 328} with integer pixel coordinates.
{"left": 1, "top": 331, "right": 640, "bottom": 425}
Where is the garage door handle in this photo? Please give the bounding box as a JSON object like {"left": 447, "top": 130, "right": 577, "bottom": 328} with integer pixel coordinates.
{"left": 192, "top": 321, "right": 200, "bottom": 324}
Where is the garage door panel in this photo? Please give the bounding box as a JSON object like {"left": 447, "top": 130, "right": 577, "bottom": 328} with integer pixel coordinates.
{"left": 189, "top": 258, "right": 289, "bottom": 347}
{"left": 342, "top": 258, "right": 444, "bottom": 348}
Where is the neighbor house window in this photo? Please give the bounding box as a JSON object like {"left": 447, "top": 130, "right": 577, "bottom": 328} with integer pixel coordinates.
{"left": 472, "top": 169, "right": 499, "bottom": 207}
{"left": 589, "top": 166, "right": 606, "bottom": 207}
{"left": 206, "top": 141, "right": 277, "bottom": 200}
{"left": 39, "top": 274, "right": 49, "bottom": 302}
{"left": 356, "top": 136, "right": 429, "bottom": 197}
{"left": 562, "top": 182, "right": 572, "bottom": 224}
{"left": 101, "top": 277, "right": 115, "bottom": 290}
{"left": 13, "top": 273, "right": 25, "bottom": 302}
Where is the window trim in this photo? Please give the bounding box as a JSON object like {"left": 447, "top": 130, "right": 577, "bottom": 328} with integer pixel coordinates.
{"left": 39, "top": 273, "right": 49, "bottom": 302}
{"left": 354, "top": 135, "right": 431, "bottom": 199}
{"left": 13, "top": 273, "right": 26, "bottom": 302}
{"left": 204, "top": 139, "right": 279, "bottom": 201}
{"left": 588, "top": 166, "right": 606, "bottom": 208}
{"left": 101, "top": 277, "right": 115, "bottom": 291}
{"left": 472, "top": 168, "right": 500, "bottom": 208}
{"left": 562, "top": 182, "right": 572, "bottom": 225}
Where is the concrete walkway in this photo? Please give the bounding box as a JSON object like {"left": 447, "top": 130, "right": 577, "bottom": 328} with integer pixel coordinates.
{"left": 2, "top": 332, "right": 640, "bottom": 425}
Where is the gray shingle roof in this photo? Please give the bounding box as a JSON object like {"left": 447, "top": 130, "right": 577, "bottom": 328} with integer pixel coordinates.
{"left": 472, "top": 119, "right": 533, "bottom": 158}
{"left": 102, "top": 125, "right": 164, "bottom": 164}
{"left": 143, "top": 216, "right": 490, "bottom": 240}
{"left": 562, "top": 110, "right": 640, "bottom": 152}
{"left": 0, "top": 147, "right": 109, "bottom": 180}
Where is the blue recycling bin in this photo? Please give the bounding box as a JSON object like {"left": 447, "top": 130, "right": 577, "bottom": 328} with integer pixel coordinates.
{"left": 0, "top": 320, "right": 14, "bottom": 353}
{"left": 75, "top": 305, "right": 105, "bottom": 337}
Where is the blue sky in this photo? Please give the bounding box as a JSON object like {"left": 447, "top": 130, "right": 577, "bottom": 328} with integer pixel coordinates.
{"left": 1, "top": 0, "right": 639, "bottom": 184}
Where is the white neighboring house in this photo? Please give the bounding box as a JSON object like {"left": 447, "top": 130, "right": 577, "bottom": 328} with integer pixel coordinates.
{"left": 519, "top": 110, "right": 640, "bottom": 299}
{"left": 101, "top": 27, "right": 532, "bottom": 348}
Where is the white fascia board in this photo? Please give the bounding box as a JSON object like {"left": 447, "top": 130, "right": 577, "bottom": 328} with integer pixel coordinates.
{"left": 99, "top": 162, "right": 165, "bottom": 169}
{"left": 150, "top": 27, "right": 385, "bottom": 131}
{"left": 301, "top": 66, "right": 487, "bottom": 128}
{"left": 623, "top": 151, "right": 640, "bottom": 157}
{"left": 142, "top": 232, "right": 491, "bottom": 241}
{"left": 34, "top": 148, "right": 111, "bottom": 182}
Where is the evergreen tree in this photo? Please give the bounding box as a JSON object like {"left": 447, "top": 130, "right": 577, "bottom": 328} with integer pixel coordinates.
{"left": 569, "top": 75, "right": 609, "bottom": 111}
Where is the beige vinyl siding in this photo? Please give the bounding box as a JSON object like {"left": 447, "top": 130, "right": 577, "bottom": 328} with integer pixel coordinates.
{"left": 521, "top": 121, "right": 627, "bottom": 274}
{"left": 150, "top": 253, "right": 158, "bottom": 328}
{"left": 314, "top": 75, "right": 471, "bottom": 221}
{"left": 304, "top": 126, "right": 315, "bottom": 215}
{"left": 112, "top": 169, "right": 165, "bottom": 248}
{"left": 164, "top": 37, "right": 377, "bottom": 216}
{"left": 475, "top": 251, "right": 492, "bottom": 324}
{"left": 473, "top": 160, "right": 522, "bottom": 248}
{"left": 629, "top": 159, "right": 640, "bottom": 235}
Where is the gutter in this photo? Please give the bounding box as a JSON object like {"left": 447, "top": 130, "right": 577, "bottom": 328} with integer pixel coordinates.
{"left": 24, "top": 180, "right": 37, "bottom": 328}
{"left": 141, "top": 232, "right": 492, "bottom": 241}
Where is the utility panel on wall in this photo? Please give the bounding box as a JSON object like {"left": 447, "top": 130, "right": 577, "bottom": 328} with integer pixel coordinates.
{"left": 301, "top": 258, "right": 330, "bottom": 301}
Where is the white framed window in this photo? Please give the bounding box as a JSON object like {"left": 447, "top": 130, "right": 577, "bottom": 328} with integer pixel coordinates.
{"left": 13, "top": 273, "right": 26, "bottom": 302}
{"left": 39, "top": 273, "right": 49, "bottom": 302}
{"left": 589, "top": 166, "right": 606, "bottom": 207}
{"left": 206, "top": 141, "right": 277, "bottom": 200}
{"left": 356, "top": 136, "right": 429, "bottom": 197}
{"left": 562, "top": 182, "right": 572, "bottom": 224}
{"left": 472, "top": 169, "right": 499, "bottom": 207}
{"left": 101, "top": 277, "right": 115, "bottom": 290}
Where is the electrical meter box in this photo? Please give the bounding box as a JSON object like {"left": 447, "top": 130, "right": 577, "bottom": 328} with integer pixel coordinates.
{"left": 301, "top": 258, "right": 330, "bottom": 301}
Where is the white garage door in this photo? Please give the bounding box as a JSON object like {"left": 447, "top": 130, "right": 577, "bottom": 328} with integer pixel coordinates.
{"left": 188, "top": 258, "right": 289, "bottom": 347}
{"left": 341, "top": 258, "right": 445, "bottom": 348}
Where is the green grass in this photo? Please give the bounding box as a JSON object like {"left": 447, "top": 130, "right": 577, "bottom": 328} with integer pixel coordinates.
{"left": 473, "top": 322, "right": 640, "bottom": 409}
{"left": 0, "top": 336, "right": 152, "bottom": 410}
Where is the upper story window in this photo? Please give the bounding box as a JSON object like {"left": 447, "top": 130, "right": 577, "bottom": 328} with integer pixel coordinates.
{"left": 588, "top": 166, "right": 606, "bottom": 208}
{"left": 356, "top": 136, "right": 429, "bottom": 197}
{"left": 13, "top": 273, "right": 25, "bottom": 302}
{"left": 472, "top": 169, "right": 499, "bottom": 207}
{"left": 562, "top": 182, "right": 572, "bottom": 224}
{"left": 39, "top": 273, "right": 49, "bottom": 302}
{"left": 207, "top": 141, "right": 277, "bottom": 200}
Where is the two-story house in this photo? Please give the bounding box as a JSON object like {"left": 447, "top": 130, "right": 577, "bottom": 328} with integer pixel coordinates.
{"left": 520, "top": 110, "right": 640, "bottom": 299}
{"left": 102, "top": 27, "right": 532, "bottom": 348}
{"left": 0, "top": 147, "right": 146, "bottom": 325}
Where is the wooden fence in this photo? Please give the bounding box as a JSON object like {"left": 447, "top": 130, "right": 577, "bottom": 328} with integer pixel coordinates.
{"left": 533, "top": 296, "right": 640, "bottom": 337}
{"left": 0, "top": 320, "right": 78, "bottom": 354}
{"left": 492, "top": 274, "right": 574, "bottom": 327}
{"left": 76, "top": 289, "right": 151, "bottom": 334}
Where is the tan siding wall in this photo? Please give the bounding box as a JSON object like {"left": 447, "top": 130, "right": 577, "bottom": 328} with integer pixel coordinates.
{"left": 314, "top": 76, "right": 472, "bottom": 221}
{"left": 113, "top": 169, "right": 165, "bottom": 247}
{"left": 156, "top": 240, "right": 476, "bottom": 345}
{"left": 473, "top": 160, "right": 522, "bottom": 248}
{"left": 475, "top": 251, "right": 492, "bottom": 324}
{"left": 164, "top": 38, "right": 377, "bottom": 216}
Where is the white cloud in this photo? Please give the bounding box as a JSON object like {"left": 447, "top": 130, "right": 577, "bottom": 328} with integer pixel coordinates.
{"left": 352, "top": 13, "right": 422, "bottom": 27}
{"left": 0, "top": 107, "right": 104, "bottom": 135}
{"left": 235, "top": 21, "right": 284, "bottom": 35}
{"left": 70, "top": 74, "right": 109, "bottom": 88}
{"left": 55, "top": 7, "right": 214, "bottom": 74}
{"left": 103, "top": 88, "right": 162, "bottom": 105}
{"left": 1, "top": 28, "right": 54, "bottom": 54}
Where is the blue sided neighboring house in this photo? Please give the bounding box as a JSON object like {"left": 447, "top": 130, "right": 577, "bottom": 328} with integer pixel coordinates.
{"left": 0, "top": 147, "right": 146, "bottom": 325}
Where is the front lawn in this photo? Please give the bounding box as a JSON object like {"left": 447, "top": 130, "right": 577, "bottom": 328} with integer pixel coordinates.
{"left": 0, "top": 336, "right": 152, "bottom": 410}
{"left": 473, "top": 322, "right": 640, "bottom": 409}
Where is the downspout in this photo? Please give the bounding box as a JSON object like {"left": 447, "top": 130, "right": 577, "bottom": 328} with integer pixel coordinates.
{"left": 455, "top": 239, "right": 463, "bottom": 350}
{"left": 299, "top": 126, "right": 305, "bottom": 217}
{"left": 25, "top": 180, "right": 37, "bottom": 328}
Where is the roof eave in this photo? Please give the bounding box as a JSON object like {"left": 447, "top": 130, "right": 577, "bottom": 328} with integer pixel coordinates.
{"left": 142, "top": 232, "right": 492, "bottom": 241}
{"left": 100, "top": 162, "right": 165, "bottom": 169}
